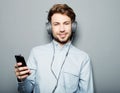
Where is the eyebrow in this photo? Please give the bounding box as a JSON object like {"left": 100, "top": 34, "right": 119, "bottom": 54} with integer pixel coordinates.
{"left": 52, "top": 21, "right": 71, "bottom": 24}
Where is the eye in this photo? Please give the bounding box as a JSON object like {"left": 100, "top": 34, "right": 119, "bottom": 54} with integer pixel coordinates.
{"left": 64, "top": 22, "right": 70, "bottom": 25}
{"left": 53, "top": 23, "right": 59, "bottom": 26}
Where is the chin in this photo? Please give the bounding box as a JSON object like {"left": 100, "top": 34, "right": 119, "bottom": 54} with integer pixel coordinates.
{"left": 57, "top": 38, "right": 70, "bottom": 44}
{"left": 53, "top": 35, "right": 71, "bottom": 44}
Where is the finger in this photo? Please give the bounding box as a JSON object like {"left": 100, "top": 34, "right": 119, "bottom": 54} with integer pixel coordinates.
{"left": 14, "top": 67, "right": 20, "bottom": 76}
{"left": 19, "top": 69, "right": 31, "bottom": 76}
{"left": 18, "top": 74, "right": 29, "bottom": 80}
{"left": 16, "top": 66, "right": 28, "bottom": 72}
{"left": 16, "top": 70, "right": 30, "bottom": 78}
{"left": 14, "top": 63, "right": 22, "bottom": 68}
{"left": 17, "top": 70, "right": 31, "bottom": 80}
{"left": 18, "top": 76, "right": 21, "bottom": 80}
{"left": 21, "top": 74, "right": 29, "bottom": 79}
{"left": 14, "top": 67, "right": 30, "bottom": 76}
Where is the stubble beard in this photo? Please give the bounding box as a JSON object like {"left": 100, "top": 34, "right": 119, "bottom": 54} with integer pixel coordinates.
{"left": 53, "top": 34, "right": 71, "bottom": 45}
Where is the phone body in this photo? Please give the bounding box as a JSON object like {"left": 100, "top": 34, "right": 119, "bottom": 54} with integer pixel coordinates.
{"left": 15, "top": 55, "right": 29, "bottom": 82}
{"left": 15, "top": 55, "right": 27, "bottom": 67}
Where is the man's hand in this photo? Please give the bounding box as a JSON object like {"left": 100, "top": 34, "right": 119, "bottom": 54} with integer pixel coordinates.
{"left": 14, "top": 62, "right": 31, "bottom": 81}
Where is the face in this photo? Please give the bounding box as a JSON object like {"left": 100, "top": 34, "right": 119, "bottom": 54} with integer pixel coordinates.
{"left": 51, "top": 13, "right": 72, "bottom": 46}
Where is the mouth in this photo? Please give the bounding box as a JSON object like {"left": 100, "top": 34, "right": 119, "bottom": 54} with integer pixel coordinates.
{"left": 59, "top": 34, "right": 67, "bottom": 38}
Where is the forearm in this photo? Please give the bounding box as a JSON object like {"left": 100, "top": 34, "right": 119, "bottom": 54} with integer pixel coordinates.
{"left": 18, "top": 79, "right": 34, "bottom": 93}
{"left": 79, "top": 55, "right": 94, "bottom": 93}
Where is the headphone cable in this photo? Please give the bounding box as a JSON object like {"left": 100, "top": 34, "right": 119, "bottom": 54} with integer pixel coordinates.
{"left": 51, "top": 41, "right": 72, "bottom": 93}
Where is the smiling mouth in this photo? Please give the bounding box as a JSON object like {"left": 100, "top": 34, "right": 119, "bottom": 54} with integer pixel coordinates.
{"left": 59, "top": 34, "right": 67, "bottom": 38}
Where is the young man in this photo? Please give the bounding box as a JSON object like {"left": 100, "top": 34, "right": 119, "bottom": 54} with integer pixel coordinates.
{"left": 14, "top": 4, "right": 94, "bottom": 93}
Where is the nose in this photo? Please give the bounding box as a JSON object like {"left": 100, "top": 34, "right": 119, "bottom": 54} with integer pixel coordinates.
{"left": 60, "top": 24, "right": 65, "bottom": 32}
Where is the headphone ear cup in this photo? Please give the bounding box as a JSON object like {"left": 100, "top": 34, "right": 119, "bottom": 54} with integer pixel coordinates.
{"left": 72, "top": 21, "right": 77, "bottom": 33}
{"left": 46, "top": 22, "right": 52, "bottom": 34}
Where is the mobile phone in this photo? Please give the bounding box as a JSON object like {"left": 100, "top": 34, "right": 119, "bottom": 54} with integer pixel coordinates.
{"left": 15, "top": 55, "right": 27, "bottom": 67}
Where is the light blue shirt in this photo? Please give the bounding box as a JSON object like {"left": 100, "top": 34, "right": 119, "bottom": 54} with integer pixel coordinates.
{"left": 18, "top": 40, "right": 94, "bottom": 93}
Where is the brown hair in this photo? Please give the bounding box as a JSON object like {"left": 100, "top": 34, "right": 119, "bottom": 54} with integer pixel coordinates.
{"left": 48, "top": 4, "right": 76, "bottom": 22}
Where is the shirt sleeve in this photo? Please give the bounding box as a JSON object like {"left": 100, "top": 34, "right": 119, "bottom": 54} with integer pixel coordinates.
{"left": 18, "top": 48, "right": 37, "bottom": 93}
{"left": 78, "top": 55, "right": 94, "bottom": 93}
